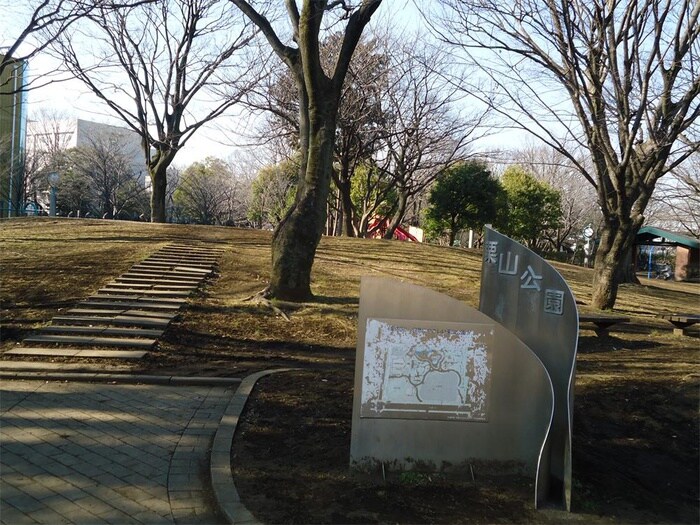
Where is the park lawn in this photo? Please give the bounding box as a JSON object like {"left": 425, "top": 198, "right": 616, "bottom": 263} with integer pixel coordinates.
{"left": 1, "top": 217, "right": 698, "bottom": 523}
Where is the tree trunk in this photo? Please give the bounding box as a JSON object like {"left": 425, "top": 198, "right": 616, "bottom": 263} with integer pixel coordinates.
{"left": 148, "top": 149, "right": 175, "bottom": 223}
{"left": 269, "top": 110, "right": 337, "bottom": 301}
{"left": 150, "top": 166, "right": 167, "bottom": 223}
{"left": 591, "top": 217, "right": 642, "bottom": 309}
{"left": 383, "top": 189, "right": 408, "bottom": 239}
{"left": 616, "top": 244, "right": 640, "bottom": 284}
{"left": 339, "top": 178, "right": 356, "bottom": 236}
{"left": 448, "top": 228, "right": 457, "bottom": 246}
{"left": 332, "top": 159, "right": 357, "bottom": 237}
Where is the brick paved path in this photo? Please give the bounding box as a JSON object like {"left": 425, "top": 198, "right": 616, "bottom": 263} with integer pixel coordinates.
{"left": 0, "top": 380, "right": 233, "bottom": 524}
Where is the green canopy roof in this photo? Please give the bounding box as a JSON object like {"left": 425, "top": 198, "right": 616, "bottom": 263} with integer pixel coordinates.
{"left": 637, "top": 226, "right": 700, "bottom": 249}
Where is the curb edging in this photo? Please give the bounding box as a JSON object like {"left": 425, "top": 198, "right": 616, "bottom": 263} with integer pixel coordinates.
{"left": 0, "top": 371, "right": 242, "bottom": 387}
{"left": 210, "top": 368, "right": 300, "bottom": 525}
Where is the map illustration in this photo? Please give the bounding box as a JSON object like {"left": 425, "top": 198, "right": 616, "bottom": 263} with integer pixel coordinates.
{"left": 360, "top": 319, "right": 493, "bottom": 421}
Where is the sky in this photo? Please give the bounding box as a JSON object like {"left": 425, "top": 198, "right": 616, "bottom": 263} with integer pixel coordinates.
{"left": 3, "top": 1, "right": 529, "bottom": 169}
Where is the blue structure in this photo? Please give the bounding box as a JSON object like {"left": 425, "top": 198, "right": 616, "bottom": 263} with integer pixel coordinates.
{"left": 0, "top": 54, "right": 28, "bottom": 218}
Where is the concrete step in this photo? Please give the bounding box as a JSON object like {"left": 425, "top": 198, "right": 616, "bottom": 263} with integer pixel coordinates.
{"left": 5, "top": 348, "right": 147, "bottom": 359}
{"left": 129, "top": 264, "right": 212, "bottom": 276}
{"left": 172, "top": 264, "right": 212, "bottom": 273}
{"left": 53, "top": 315, "right": 171, "bottom": 329}
{"left": 129, "top": 267, "right": 213, "bottom": 278}
{"left": 163, "top": 245, "right": 224, "bottom": 254}
{"left": 41, "top": 325, "right": 164, "bottom": 338}
{"left": 24, "top": 335, "right": 156, "bottom": 348}
{"left": 149, "top": 258, "right": 218, "bottom": 266}
{"left": 76, "top": 301, "right": 181, "bottom": 311}
{"left": 115, "top": 277, "right": 201, "bottom": 286}
{"left": 118, "top": 272, "right": 202, "bottom": 283}
{"left": 98, "top": 288, "right": 192, "bottom": 297}
{"left": 107, "top": 281, "right": 198, "bottom": 291}
{"left": 143, "top": 257, "right": 215, "bottom": 267}
{"left": 0, "top": 360, "right": 134, "bottom": 372}
{"left": 67, "top": 308, "right": 176, "bottom": 319}
{"left": 90, "top": 294, "right": 187, "bottom": 304}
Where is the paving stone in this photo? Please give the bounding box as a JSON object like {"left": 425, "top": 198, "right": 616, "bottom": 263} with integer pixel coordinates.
{"left": 2, "top": 245, "right": 229, "bottom": 524}
{"left": 0, "top": 503, "right": 39, "bottom": 525}
{"left": 73, "top": 496, "right": 118, "bottom": 517}
{"left": 22, "top": 506, "right": 71, "bottom": 524}
{"left": 2, "top": 493, "right": 45, "bottom": 513}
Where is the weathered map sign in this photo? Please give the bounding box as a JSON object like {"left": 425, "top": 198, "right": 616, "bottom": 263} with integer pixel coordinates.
{"left": 479, "top": 226, "right": 579, "bottom": 511}
{"left": 360, "top": 319, "right": 493, "bottom": 421}
{"left": 351, "top": 277, "right": 554, "bottom": 478}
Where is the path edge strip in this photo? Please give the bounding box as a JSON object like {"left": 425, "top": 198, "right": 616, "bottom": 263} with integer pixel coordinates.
{"left": 211, "top": 368, "right": 300, "bottom": 525}
{"left": 0, "top": 371, "right": 241, "bottom": 386}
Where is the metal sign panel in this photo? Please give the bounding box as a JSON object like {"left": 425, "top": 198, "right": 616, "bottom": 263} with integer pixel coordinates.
{"left": 479, "top": 226, "right": 579, "bottom": 511}
{"left": 351, "top": 277, "right": 554, "bottom": 479}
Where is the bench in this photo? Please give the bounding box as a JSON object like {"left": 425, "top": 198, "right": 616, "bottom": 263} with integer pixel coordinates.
{"left": 579, "top": 314, "right": 630, "bottom": 336}
{"left": 658, "top": 313, "right": 700, "bottom": 336}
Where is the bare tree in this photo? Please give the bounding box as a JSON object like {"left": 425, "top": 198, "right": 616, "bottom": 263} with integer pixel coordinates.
{"left": 330, "top": 35, "right": 388, "bottom": 236}
{"left": 647, "top": 155, "right": 700, "bottom": 237}
{"left": 172, "top": 157, "right": 247, "bottom": 225}
{"left": 53, "top": 0, "right": 259, "bottom": 222}
{"left": 164, "top": 166, "right": 181, "bottom": 221}
{"left": 250, "top": 34, "right": 389, "bottom": 237}
{"left": 1, "top": 1, "right": 91, "bottom": 78}
{"left": 1, "top": 1, "right": 153, "bottom": 84}
{"left": 231, "top": 0, "right": 383, "bottom": 301}
{"left": 247, "top": 157, "right": 298, "bottom": 229}
{"left": 369, "top": 38, "right": 486, "bottom": 239}
{"left": 252, "top": 28, "right": 485, "bottom": 240}
{"left": 436, "top": 0, "right": 700, "bottom": 309}
{"left": 510, "top": 144, "right": 601, "bottom": 252}
{"left": 17, "top": 109, "right": 75, "bottom": 211}
{"left": 70, "top": 134, "right": 148, "bottom": 218}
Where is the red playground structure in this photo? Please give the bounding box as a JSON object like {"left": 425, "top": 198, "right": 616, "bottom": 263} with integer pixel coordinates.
{"left": 367, "top": 218, "right": 419, "bottom": 242}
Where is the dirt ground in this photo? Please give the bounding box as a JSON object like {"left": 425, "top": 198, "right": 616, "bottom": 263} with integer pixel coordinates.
{"left": 1, "top": 219, "right": 698, "bottom": 524}
{"left": 229, "top": 328, "right": 699, "bottom": 524}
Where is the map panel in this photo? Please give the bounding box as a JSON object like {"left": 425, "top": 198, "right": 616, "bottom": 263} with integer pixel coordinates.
{"left": 360, "top": 319, "right": 493, "bottom": 421}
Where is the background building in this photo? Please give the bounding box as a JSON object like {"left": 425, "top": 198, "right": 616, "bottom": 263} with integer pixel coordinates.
{"left": 636, "top": 226, "right": 700, "bottom": 282}
{"left": 0, "top": 54, "right": 28, "bottom": 217}
{"left": 26, "top": 118, "right": 147, "bottom": 187}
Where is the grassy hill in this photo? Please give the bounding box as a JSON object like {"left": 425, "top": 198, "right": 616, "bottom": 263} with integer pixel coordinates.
{"left": 1, "top": 217, "right": 698, "bottom": 523}
{"left": 1, "top": 217, "right": 696, "bottom": 365}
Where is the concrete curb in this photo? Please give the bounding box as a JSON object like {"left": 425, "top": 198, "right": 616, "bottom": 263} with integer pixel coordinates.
{"left": 210, "top": 368, "right": 300, "bottom": 525}
{"left": 0, "top": 371, "right": 242, "bottom": 387}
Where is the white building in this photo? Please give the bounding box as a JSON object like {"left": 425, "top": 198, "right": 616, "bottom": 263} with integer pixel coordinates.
{"left": 26, "top": 118, "right": 148, "bottom": 187}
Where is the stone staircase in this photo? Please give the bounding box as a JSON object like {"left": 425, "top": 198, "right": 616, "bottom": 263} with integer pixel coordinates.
{"left": 4, "top": 244, "right": 223, "bottom": 362}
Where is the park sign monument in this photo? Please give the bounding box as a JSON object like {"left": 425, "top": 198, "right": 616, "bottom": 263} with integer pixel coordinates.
{"left": 350, "top": 226, "right": 578, "bottom": 511}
